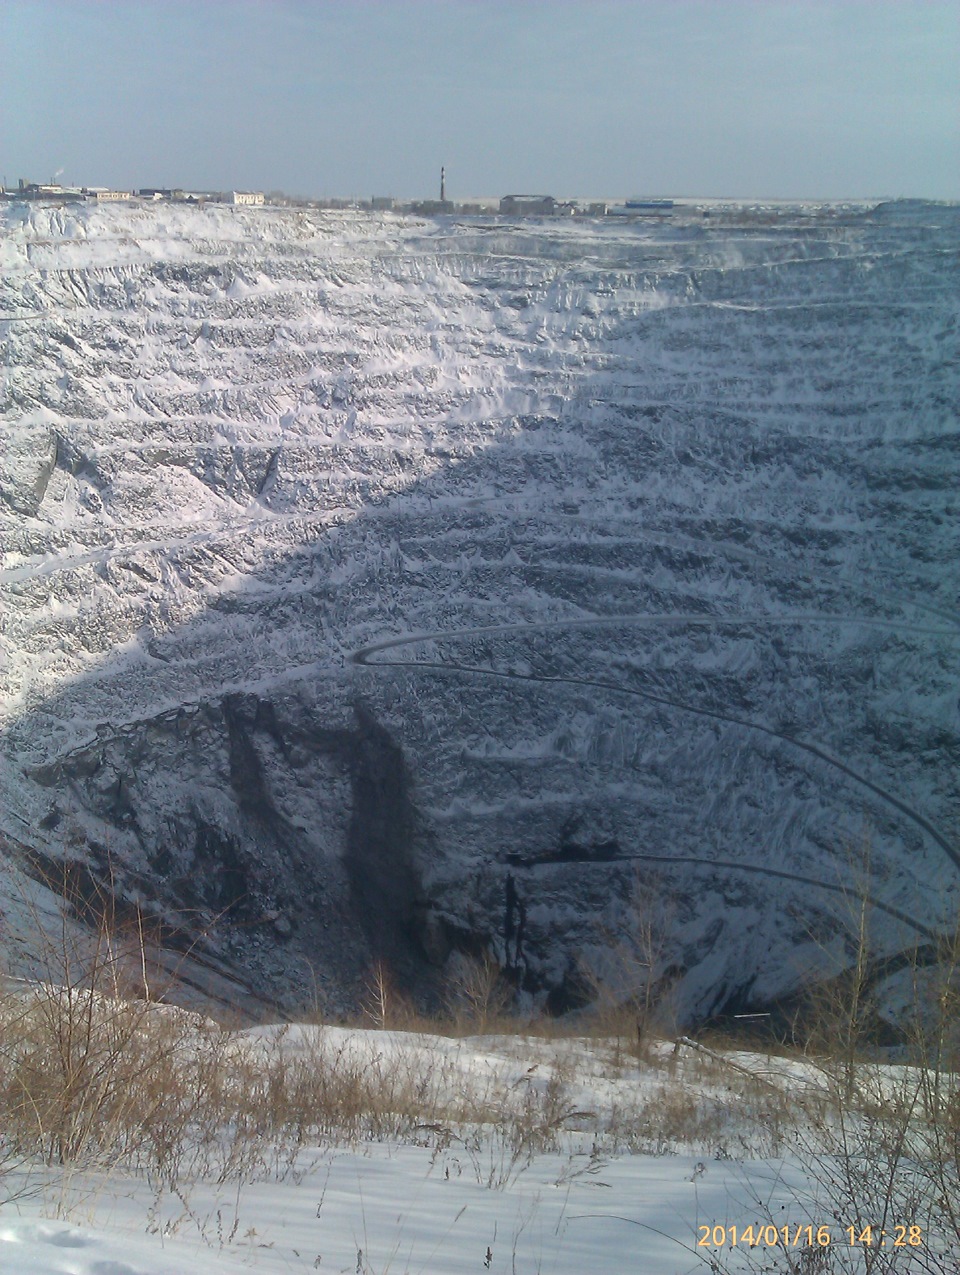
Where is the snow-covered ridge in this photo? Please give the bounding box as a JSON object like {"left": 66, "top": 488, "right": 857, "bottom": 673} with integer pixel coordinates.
{"left": 1, "top": 200, "right": 958, "bottom": 1022}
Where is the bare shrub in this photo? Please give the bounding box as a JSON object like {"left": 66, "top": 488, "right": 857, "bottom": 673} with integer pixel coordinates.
{"left": 579, "top": 869, "right": 677, "bottom": 1064}
{"left": 443, "top": 951, "right": 513, "bottom": 1033}
{"left": 359, "top": 960, "right": 423, "bottom": 1031}
{"left": 0, "top": 862, "right": 208, "bottom": 1180}
{"left": 704, "top": 884, "right": 960, "bottom": 1275}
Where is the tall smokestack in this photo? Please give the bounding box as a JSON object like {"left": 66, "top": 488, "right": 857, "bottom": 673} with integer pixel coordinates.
{"left": 440, "top": 166, "right": 445, "bottom": 203}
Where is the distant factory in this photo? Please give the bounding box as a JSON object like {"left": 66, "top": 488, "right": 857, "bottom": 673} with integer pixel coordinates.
{"left": 2, "top": 179, "right": 266, "bottom": 206}
{"left": 498, "top": 195, "right": 678, "bottom": 219}
{"left": 1, "top": 174, "right": 689, "bottom": 222}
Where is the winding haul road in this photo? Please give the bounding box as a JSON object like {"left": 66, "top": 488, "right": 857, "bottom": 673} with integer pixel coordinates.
{"left": 351, "top": 609, "right": 960, "bottom": 889}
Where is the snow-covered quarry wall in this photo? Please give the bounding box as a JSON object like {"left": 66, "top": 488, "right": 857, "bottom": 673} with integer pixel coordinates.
{"left": 1, "top": 200, "right": 958, "bottom": 1024}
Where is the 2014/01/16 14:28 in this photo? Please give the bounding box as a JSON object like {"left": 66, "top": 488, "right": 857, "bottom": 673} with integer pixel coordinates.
{"left": 696, "top": 1224, "right": 924, "bottom": 1248}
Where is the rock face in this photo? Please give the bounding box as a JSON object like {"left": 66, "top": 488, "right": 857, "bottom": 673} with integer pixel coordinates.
{"left": 1, "top": 200, "right": 958, "bottom": 1024}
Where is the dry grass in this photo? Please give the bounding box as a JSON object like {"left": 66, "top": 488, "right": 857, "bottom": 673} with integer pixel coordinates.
{"left": 0, "top": 971, "right": 811, "bottom": 1204}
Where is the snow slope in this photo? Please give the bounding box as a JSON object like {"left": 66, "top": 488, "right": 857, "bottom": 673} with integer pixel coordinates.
{"left": 0, "top": 1023, "right": 871, "bottom": 1275}
{"left": 1, "top": 199, "right": 958, "bottom": 1021}
{"left": 0, "top": 1019, "right": 951, "bottom": 1275}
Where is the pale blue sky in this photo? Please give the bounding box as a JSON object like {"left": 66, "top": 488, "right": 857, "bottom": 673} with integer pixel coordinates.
{"left": 1, "top": 1, "right": 957, "bottom": 200}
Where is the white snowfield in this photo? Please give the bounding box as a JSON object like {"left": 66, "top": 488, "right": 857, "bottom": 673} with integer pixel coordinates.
{"left": 0, "top": 1021, "right": 923, "bottom": 1275}
{"left": 0, "top": 1156, "right": 786, "bottom": 1275}
{"left": 1, "top": 198, "right": 959, "bottom": 1024}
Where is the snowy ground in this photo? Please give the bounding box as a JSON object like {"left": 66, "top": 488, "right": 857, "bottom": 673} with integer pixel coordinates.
{"left": 0, "top": 1022, "right": 847, "bottom": 1275}
{"left": 2, "top": 1146, "right": 799, "bottom": 1275}
{"left": 2, "top": 1002, "right": 953, "bottom": 1275}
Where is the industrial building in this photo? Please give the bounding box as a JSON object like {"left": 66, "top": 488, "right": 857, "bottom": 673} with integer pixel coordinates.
{"left": 499, "top": 195, "right": 557, "bottom": 217}
{"left": 83, "top": 187, "right": 132, "bottom": 201}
